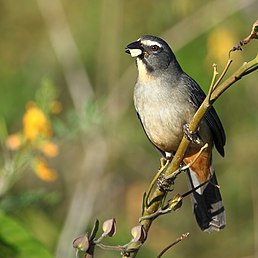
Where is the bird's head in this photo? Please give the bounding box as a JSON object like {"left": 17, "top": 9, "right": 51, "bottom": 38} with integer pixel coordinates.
{"left": 125, "top": 35, "right": 178, "bottom": 75}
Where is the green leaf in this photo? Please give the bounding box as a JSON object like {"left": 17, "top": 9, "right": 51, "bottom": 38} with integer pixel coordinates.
{"left": 89, "top": 219, "right": 99, "bottom": 241}
{"left": 0, "top": 211, "right": 54, "bottom": 258}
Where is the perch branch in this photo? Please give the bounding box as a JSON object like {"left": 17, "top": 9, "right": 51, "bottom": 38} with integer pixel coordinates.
{"left": 122, "top": 54, "right": 258, "bottom": 258}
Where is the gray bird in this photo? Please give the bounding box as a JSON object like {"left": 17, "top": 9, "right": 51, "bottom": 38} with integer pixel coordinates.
{"left": 125, "top": 35, "right": 226, "bottom": 232}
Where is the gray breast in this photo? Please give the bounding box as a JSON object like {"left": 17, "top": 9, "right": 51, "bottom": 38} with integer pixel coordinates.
{"left": 134, "top": 80, "right": 195, "bottom": 152}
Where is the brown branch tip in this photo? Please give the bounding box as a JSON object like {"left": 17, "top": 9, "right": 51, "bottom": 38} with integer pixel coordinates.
{"left": 229, "top": 19, "right": 258, "bottom": 56}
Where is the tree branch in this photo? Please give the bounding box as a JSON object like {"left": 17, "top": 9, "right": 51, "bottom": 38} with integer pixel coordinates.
{"left": 156, "top": 233, "right": 190, "bottom": 258}
{"left": 122, "top": 54, "right": 258, "bottom": 258}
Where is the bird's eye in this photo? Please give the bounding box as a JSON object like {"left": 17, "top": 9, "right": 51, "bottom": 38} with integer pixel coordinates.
{"left": 151, "top": 45, "right": 159, "bottom": 51}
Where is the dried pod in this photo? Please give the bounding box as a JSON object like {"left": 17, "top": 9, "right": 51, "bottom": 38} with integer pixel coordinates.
{"left": 73, "top": 234, "right": 90, "bottom": 252}
{"left": 131, "top": 225, "right": 146, "bottom": 243}
{"left": 102, "top": 218, "right": 116, "bottom": 237}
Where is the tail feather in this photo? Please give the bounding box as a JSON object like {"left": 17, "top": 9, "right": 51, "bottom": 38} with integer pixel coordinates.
{"left": 187, "top": 167, "right": 226, "bottom": 232}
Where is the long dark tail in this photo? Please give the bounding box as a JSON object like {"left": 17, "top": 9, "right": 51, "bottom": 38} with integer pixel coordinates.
{"left": 186, "top": 166, "right": 226, "bottom": 232}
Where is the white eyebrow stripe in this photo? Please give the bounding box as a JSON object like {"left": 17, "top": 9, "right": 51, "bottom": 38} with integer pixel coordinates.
{"left": 140, "top": 39, "right": 162, "bottom": 47}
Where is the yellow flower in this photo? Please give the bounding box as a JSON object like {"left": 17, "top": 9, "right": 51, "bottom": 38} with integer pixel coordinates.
{"left": 23, "top": 102, "right": 52, "bottom": 142}
{"left": 40, "top": 141, "right": 59, "bottom": 157}
{"left": 6, "top": 134, "right": 22, "bottom": 150}
{"left": 34, "top": 158, "right": 57, "bottom": 182}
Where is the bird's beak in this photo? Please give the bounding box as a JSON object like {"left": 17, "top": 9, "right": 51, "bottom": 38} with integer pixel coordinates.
{"left": 125, "top": 41, "right": 143, "bottom": 57}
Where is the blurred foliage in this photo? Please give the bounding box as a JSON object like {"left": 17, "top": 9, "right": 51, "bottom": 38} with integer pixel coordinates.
{"left": 0, "top": 211, "right": 53, "bottom": 258}
{"left": 0, "top": 0, "right": 257, "bottom": 258}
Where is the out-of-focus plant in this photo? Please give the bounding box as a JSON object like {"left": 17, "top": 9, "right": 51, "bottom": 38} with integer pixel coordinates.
{"left": 0, "top": 79, "right": 61, "bottom": 196}
{"left": 0, "top": 211, "right": 54, "bottom": 258}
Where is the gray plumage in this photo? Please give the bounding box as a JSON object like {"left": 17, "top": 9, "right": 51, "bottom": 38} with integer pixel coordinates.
{"left": 126, "top": 35, "right": 226, "bottom": 231}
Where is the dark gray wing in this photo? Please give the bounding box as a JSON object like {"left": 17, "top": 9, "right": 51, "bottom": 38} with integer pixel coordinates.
{"left": 183, "top": 74, "right": 226, "bottom": 156}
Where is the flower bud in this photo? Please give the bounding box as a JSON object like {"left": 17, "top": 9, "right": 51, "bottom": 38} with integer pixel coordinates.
{"left": 102, "top": 218, "right": 116, "bottom": 237}
{"left": 73, "top": 234, "right": 89, "bottom": 252}
{"left": 131, "top": 225, "right": 146, "bottom": 243}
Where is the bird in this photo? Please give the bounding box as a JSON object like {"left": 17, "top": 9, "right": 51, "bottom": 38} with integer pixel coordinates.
{"left": 125, "top": 35, "right": 226, "bottom": 232}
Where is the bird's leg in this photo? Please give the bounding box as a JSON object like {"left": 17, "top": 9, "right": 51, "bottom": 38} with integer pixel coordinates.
{"left": 157, "top": 172, "right": 175, "bottom": 192}
{"left": 183, "top": 123, "right": 203, "bottom": 145}
{"left": 157, "top": 162, "right": 184, "bottom": 193}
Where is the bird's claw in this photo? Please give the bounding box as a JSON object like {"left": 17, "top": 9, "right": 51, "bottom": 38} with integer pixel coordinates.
{"left": 183, "top": 124, "right": 203, "bottom": 145}
{"left": 157, "top": 173, "right": 174, "bottom": 192}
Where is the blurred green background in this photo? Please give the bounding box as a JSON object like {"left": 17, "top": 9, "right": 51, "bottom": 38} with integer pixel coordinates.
{"left": 0, "top": 0, "right": 257, "bottom": 257}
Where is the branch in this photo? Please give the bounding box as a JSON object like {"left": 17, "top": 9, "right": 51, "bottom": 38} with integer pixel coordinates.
{"left": 110, "top": 23, "right": 258, "bottom": 255}
{"left": 166, "top": 54, "right": 258, "bottom": 179}
{"left": 73, "top": 24, "right": 258, "bottom": 257}
{"left": 156, "top": 233, "right": 190, "bottom": 258}
{"left": 122, "top": 54, "right": 258, "bottom": 258}
{"left": 229, "top": 20, "right": 258, "bottom": 53}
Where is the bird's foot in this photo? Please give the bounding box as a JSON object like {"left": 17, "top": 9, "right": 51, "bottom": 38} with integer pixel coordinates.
{"left": 183, "top": 124, "right": 203, "bottom": 145}
{"left": 157, "top": 172, "right": 175, "bottom": 192}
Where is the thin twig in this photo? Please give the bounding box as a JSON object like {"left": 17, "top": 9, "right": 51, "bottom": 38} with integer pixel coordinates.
{"left": 207, "top": 64, "right": 218, "bottom": 100}
{"left": 156, "top": 233, "right": 190, "bottom": 258}
{"left": 164, "top": 141, "right": 208, "bottom": 187}
{"left": 139, "top": 207, "right": 172, "bottom": 222}
{"left": 96, "top": 243, "right": 125, "bottom": 252}
{"left": 145, "top": 159, "right": 170, "bottom": 207}
{"left": 210, "top": 54, "right": 258, "bottom": 102}
{"left": 181, "top": 179, "right": 210, "bottom": 198}
{"left": 169, "top": 143, "right": 209, "bottom": 176}
{"left": 212, "top": 59, "right": 233, "bottom": 91}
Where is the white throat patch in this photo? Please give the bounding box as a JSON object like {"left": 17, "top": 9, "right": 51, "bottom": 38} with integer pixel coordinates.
{"left": 136, "top": 58, "right": 153, "bottom": 81}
